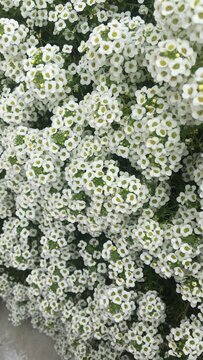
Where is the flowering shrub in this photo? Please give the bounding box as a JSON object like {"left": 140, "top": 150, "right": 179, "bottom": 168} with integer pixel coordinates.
{"left": 0, "top": 0, "right": 203, "bottom": 359}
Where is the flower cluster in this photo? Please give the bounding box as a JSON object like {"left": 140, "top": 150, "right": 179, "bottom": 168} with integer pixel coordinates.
{"left": 77, "top": 15, "right": 158, "bottom": 86}
{"left": 154, "top": 0, "right": 203, "bottom": 44}
{"left": 48, "top": 0, "right": 108, "bottom": 36}
{"left": 167, "top": 311, "right": 203, "bottom": 359}
{"left": 0, "top": 0, "right": 57, "bottom": 28}
{"left": 146, "top": 38, "right": 197, "bottom": 86}
{"left": 182, "top": 67, "right": 203, "bottom": 123}
{"left": 0, "top": 0, "right": 202, "bottom": 360}
{"left": 124, "top": 85, "right": 187, "bottom": 180}
{"left": 23, "top": 44, "right": 71, "bottom": 108}
{"left": 0, "top": 217, "right": 39, "bottom": 270}
{"left": 137, "top": 290, "right": 166, "bottom": 326}
{"left": 0, "top": 85, "right": 38, "bottom": 125}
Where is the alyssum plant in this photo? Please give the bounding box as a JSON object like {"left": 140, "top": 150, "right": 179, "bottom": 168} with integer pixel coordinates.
{"left": 0, "top": 0, "right": 203, "bottom": 359}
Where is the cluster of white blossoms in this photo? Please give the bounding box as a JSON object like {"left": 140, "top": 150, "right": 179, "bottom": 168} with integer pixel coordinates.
{"left": 0, "top": 217, "right": 39, "bottom": 270}
{"left": 47, "top": 0, "right": 109, "bottom": 36}
{"left": 123, "top": 85, "right": 188, "bottom": 179}
{"left": 137, "top": 290, "right": 166, "bottom": 326}
{"left": 0, "top": 0, "right": 114, "bottom": 40}
{"left": 167, "top": 309, "right": 203, "bottom": 359}
{"left": 0, "top": 0, "right": 54, "bottom": 27}
{"left": 0, "top": 85, "right": 38, "bottom": 125}
{"left": 154, "top": 0, "right": 203, "bottom": 44}
{"left": 0, "top": 18, "right": 39, "bottom": 84}
{"left": 0, "top": 18, "right": 29, "bottom": 56}
{"left": 77, "top": 15, "right": 159, "bottom": 86}
{"left": 140, "top": 182, "right": 203, "bottom": 308}
{"left": 182, "top": 67, "right": 203, "bottom": 123}
{"left": 23, "top": 44, "right": 72, "bottom": 108}
{"left": 0, "top": 0, "right": 203, "bottom": 360}
{"left": 146, "top": 38, "right": 197, "bottom": 86}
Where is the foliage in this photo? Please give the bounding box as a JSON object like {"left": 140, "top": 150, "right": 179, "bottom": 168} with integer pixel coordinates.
{"left": 0, "top": 0, "right": 203, "bottom": 359}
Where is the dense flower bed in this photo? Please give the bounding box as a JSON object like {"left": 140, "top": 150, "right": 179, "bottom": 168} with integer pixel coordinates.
{"left": 0, "top": 0, "right": 203, "bottom": 359}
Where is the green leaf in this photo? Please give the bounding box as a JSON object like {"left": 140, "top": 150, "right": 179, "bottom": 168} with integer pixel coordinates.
{"left": 32, "top": 166, "right": 44, "bottom": 176}
{"left": 15, "top": 135, "right": 25, "bottom": 146}
{"left": 110, "top": 250, "right": 120, "bottom": 261}
{"left": 75, "top": 170, "right": 85, "bottom": 178}
{"left": 48, "top": 240, "right": 58, "bottom": 250}
{"left": 120, "top": 139, "right": 130, "bottom": 147}
{"left": 92, "top": 177, "right": 105, "bottom": 186}
{"left": 119, "top": 188, "right": 129, "bottom": 200}
{"left": 8, "top": 156, "right": 18, "bottom": 165}
{"left": 0, "top": 24, "right": 4, "bottom": 36}
{"left": 50, "top": 282, "right": 58, "bottom": 292}
{"left": 108, "top": 301, "right": 121, "bottom": 314}
{"left": 73, "top": 191, "right": 86, "bottom": 200}
{"left": 51, "top": 131, "right": 69, "bottom": 147}
{"left": 0, "top": 170, "right": 6, "bottom": 179}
